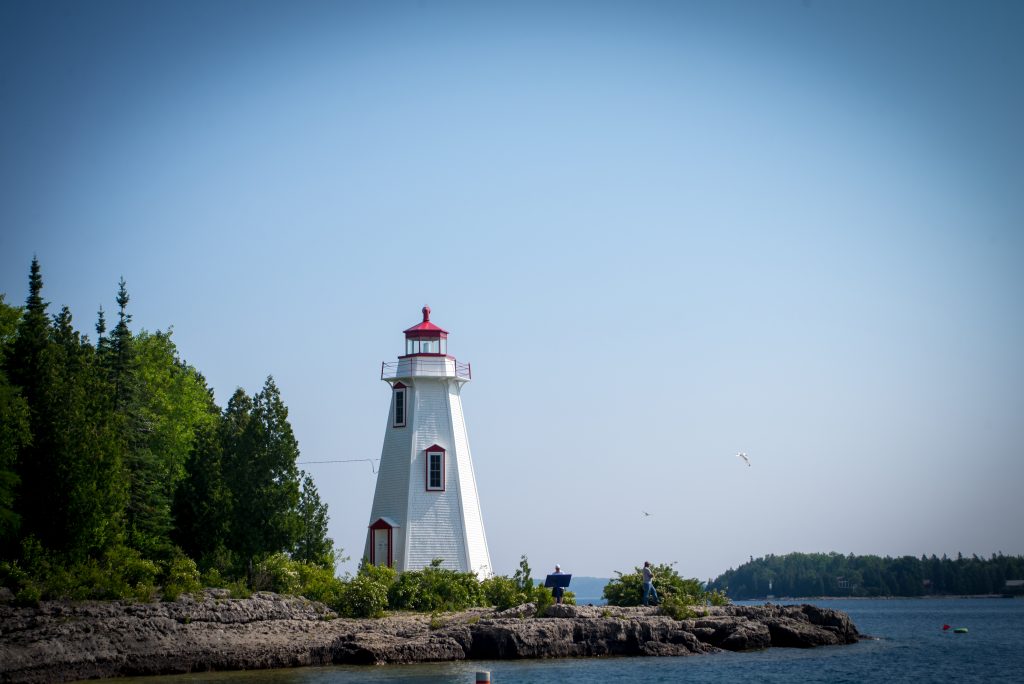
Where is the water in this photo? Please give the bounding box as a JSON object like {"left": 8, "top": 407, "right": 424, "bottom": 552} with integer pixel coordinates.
{"left": 119, "top": 599, "right": 1024, "bottom": 683}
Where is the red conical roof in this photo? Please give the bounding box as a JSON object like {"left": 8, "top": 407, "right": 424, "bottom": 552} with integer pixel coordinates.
{"left": 403, "top": 305, "right": 448, "bottom": 336}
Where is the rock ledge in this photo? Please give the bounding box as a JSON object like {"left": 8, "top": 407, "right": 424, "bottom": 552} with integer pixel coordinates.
{"left": 0, "top": 593, "right": 860, "bottom": 683}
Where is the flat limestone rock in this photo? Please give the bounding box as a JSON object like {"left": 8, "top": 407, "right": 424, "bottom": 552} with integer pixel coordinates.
{"left": 0, "top": 594, "right": 860, "bottom": 683}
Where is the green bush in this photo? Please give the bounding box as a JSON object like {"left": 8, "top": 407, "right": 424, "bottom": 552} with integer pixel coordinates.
{"left": 161, "top": 554, "right": 202, "bottom": 601}
{"left": 481, "top": 575, "right": 528, "bottom": 610}
{"left": 227, "top": 579, "right": 251, "bottom": 599}
{"left": 200, "top": 567, "right": 225, "bottom": 590}
{"left": 602, "top": 563, "right": 728, "bottom": 608}
{"left": 4, "top": 543, "right": 160, "bottom": 601}
{"left": 252, "top": 552, "right": 302, "bottom": 595}
{"left": 294, "top": 561, "right": 346, "bottom": 610}
{"left": 531, "top": 584, "right": 553, "bottom": 615}
{"left": 387, "top": 559, "right": 484, "bottom": 612}
{"left": 339, "top": 562, "right": 394, "bottom": 618}
{"left": 14, "top": 582, "right": 42, "bottom": 607}
{"left": 0, "top": 559, "right": 29, "bottom": 593}
{"left": 659, "top": 593, "right": 697, "bottom": 620}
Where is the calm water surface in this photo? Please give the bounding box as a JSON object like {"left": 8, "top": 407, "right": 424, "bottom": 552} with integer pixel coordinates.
{"left": 120, "top": 598, "right": 1024, "bottom": 683}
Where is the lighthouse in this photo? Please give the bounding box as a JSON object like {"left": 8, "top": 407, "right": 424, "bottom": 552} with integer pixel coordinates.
{"left": 364, "top": 306, "right": 492, "bottom": 578}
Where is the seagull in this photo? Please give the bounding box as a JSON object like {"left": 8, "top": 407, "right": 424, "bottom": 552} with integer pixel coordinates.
{"left": 736, "top": 452, "right": 751, "bottom": 467}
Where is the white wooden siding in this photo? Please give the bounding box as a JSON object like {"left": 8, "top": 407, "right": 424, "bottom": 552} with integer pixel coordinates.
{"left": 364, "top": 373, "right": 491, "bottom": 577}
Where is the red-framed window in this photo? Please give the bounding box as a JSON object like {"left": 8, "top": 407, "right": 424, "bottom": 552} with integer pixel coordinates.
{"left": 392, "top": 383, "right": 407, "bottom": 428}
{"left": 425, "top": 445, "right": 445, "bottom": 491}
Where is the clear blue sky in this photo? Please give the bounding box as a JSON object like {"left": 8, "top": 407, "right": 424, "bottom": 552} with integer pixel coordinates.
{"left": 2, "top": 0, "right": 1022, "bottom": 581}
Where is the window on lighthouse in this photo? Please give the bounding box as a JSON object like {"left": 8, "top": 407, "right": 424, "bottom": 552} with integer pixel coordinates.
{"left": 426, "top": 449, "right": 445, "bottom": 491}
{"left": 392, "top": 386, "right": 407, "bottom": 427}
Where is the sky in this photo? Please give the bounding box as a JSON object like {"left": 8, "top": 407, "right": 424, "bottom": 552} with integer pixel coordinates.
{"left": 2, "top": 0, "right": 1022, "bottom": 582}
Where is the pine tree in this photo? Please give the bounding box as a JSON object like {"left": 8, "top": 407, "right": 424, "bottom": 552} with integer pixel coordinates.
{"left": 172, "top": 406, "right": 230, "bottom": 566}
{"left": 293, "top": 472, "right": 334, "bottom": 569}
{"left": 222, "top": 377, "right": 301, "bottom": 576}
{"left": 49, "top": 306, "right": 127, "bottom": 558}
{"left": 0, "top": 295, "right": 30, "bottom": 550}
{"left": 5, "top": 258, "right": 63, "bottom": 552}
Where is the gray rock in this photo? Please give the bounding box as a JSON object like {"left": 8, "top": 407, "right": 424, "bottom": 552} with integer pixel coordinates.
{"left": 0, "top": 597, "right": 860, "bottom": 683}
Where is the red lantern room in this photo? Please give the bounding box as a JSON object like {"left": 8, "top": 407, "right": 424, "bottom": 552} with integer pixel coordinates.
{"left": 402, "top": 306, "right": 449, "bottom": 357}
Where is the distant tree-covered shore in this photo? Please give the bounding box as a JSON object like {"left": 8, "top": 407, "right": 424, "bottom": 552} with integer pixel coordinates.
{"left": 709, "top": 551, "right": 1024, "bottom": 599}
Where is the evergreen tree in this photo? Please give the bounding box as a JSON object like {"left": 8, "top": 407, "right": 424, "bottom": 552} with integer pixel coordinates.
{"left": 49, "top": 306, "right": 127, "bottom": 558}
{"left": 0, "top": 295, "right": 30, "bottom": 550}
{"left": 222, "top": 377, "right": 301, "bottom": 576}
{"left": 293, "top": 472, "right": 334, "bottom": 569}
{"left": 171, "top": 406, "right": 231, "bottom": 566}
{"left": 5, "top": 258, "right": 63, "bottom": 552}
{"left": 109, "top": 277, "right": 135, "bottom": 412}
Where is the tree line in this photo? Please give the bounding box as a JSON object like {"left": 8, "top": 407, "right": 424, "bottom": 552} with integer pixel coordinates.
{"left": 0, "top": 258, "right": 333, "bottom": 602}
{"left": 708, "top": 551, "right": 1024, "bottom": 599}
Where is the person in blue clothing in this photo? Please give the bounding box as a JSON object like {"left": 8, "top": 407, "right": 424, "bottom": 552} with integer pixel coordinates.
{"left": 642, "top": 561, "right": 659, "bottom": 606}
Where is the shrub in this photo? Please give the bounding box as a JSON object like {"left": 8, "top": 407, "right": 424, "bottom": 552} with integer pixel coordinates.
{"left": 342, "top": 569, "right": 393, "bottom": 618}
{"left": 294, "top": 561, "right": 346, "bottom": 610}
{"left": 659, "top": 593, "right": 697, "bottom": 620}
{"left": 602, "top": 563, "right": 728, "bottom": 608}
{"left": 227, "top": 579, "right": 251, "bottom": 599}
{"left": 252, "top": 553, "right": 301, "bottom": 595}
{"left": 707, "top": 588, "right": 730, "bottom": 606}
{"left": 161, "top": 554, "right": 202, "bottom": 601}
{"left": 201, "top": 567, "right": 225, "bottom": 590}
{"left": 105, "top": 545, "right": 159, "bottom": 600}
{"left": 0, "top": 559, "right": 29, "bottom": 592}
{"left": 481, "top": 575, "right": 528, "bottom": 610}
{"left": 14, "top": 582, "right": 42, "bottom": 607}
{"left": 387, "top": 559, "right": 484, "bottom": 612}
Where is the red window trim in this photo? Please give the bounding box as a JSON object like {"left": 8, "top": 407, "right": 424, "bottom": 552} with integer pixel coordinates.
{"left": 392, "top": 385, "right": 407, "bottom": 428}
{"left": 425, "top": 444, "right": 446, "bottom": 492}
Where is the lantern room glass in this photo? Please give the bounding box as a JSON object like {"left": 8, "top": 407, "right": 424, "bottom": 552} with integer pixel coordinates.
{"left": 406, "top": 337, "right": 447, "bottom": 355}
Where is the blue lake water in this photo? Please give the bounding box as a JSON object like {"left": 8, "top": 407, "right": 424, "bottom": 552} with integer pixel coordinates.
{"left": 120, "top": 598, "right": 1024, "bottom": 683}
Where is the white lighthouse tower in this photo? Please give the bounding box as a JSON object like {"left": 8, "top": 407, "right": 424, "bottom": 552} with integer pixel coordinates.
{"left": 364, "top": 306, "right": 492, "bottom": 578}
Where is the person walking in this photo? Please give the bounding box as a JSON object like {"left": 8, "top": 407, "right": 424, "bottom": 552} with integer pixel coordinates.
{"left": 642, "top": 561, "right": 659, "bottom": 606}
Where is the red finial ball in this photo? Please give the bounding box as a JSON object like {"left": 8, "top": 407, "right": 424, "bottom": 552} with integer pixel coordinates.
{"left": 422, "top": 305, "right": 431, "bottom": 322}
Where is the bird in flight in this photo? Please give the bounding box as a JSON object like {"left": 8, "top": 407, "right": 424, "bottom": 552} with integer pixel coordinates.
{"left": 642, "top": 510, "right": 652, "bottom": 517}
{"left": 736, "top": 452, "right": 751, "bottom": 467}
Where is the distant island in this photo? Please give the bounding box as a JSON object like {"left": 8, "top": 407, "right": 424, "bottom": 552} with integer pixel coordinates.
{"left": 707, "top": 552, "right": 1024, "bottom": 600}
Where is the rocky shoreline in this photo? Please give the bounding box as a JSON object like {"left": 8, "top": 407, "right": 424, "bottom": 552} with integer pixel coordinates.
{"left": 0, "top": 591, "right": 861, "bottom": 683}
